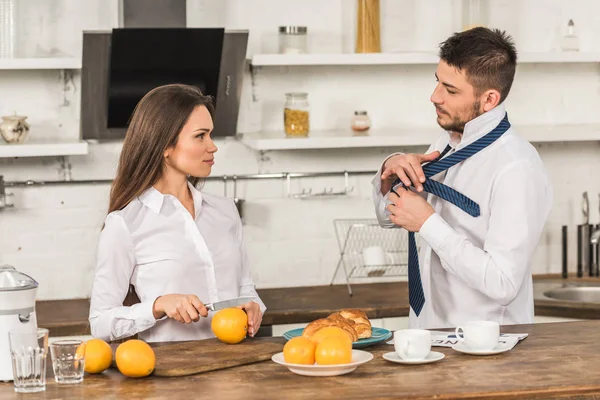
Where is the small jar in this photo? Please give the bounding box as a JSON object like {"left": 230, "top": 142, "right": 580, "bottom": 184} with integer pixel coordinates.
{"left": 561, "top": 19, "right": 579, "bottom": 52}
{"left": 284, "top": 93, "right": 310, "bottom": 137}
{"left": 351, "top": 111, "right": 371, "bottom": 134}
{"left": 279, "top": 26, "right": 308, "bottom": 54}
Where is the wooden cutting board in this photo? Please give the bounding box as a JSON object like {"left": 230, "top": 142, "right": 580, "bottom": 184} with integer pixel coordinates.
{"left": 150, "top": 337, "right": 285, "bottom": 377}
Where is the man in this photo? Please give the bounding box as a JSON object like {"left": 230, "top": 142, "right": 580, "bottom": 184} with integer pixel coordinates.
{"left": 372, "top": 27, "right": 552, "bottom": 329}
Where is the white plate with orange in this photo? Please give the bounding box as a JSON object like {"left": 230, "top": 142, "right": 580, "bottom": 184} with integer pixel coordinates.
{"left": 271, "top": 350, "right": 373, "bottom": 377}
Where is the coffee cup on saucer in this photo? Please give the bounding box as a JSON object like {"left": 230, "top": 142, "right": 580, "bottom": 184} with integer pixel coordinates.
{"left": 394, "top": 329, "right": 431, "bottom": 361}
{"left": 455, "top": 321, "right": 500, "bottom": 352}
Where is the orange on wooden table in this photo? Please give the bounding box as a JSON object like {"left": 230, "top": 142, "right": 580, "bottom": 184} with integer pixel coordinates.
{"left": 115, "top": 339, "right": 155, "bottom": 378}
{"left": 84, "top": 338, "right": 113, "bottom": 374}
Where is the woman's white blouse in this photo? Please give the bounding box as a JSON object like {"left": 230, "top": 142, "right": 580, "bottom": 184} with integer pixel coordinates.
{"left": 89, "top": 183, "right": 266, "bottom": 343}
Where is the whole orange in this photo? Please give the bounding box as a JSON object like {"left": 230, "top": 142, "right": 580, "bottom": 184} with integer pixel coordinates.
{"left": 211, "top": 307, "right": 248, "bottom": 344}
{"left": 283, "top": 337, "right": 316, "bottom": 365}
{"left": 115, "top": 340, "right": 155, "bottom": 378}
{"left": 310, "top": 327, "right": 354, "bottom": 346}
{"left": 84, "top": 338, "right": 113, "bottom": 374}
{"left": 315, "top": 336, "right": 352, "bottom": 365}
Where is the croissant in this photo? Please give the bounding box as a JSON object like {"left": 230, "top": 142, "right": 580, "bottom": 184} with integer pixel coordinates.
{"left": 327, "top": 312, "right": 355, "bottom": 327}
{"left": 302, "top": 316, "right": 359, "bottom": 342}
{"left": 336, "top": 309, "right": 372, "bottom": 339}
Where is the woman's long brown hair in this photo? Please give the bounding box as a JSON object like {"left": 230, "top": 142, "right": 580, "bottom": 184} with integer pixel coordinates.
{"left": 107, "top": 84, "right": 214, "bottom": 215}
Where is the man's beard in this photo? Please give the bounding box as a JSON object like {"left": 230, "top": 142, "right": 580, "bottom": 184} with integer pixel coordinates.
{"left": 436, "top": 100, "right": 481, "bottom": 133}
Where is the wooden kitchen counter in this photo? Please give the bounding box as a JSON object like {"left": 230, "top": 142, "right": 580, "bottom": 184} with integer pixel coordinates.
{"left": 2, "top": 320, "right": 600, "bottom": 399}
{"left": 36, "top": 276, "right": 600, "bottom": 336}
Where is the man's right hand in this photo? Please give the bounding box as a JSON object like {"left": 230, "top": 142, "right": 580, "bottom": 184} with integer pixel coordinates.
{"left": 152, "top": 294, "right": 209, "bottom": 323}
{"left": 380, "top": 151, "right": 441, "bottom": 194}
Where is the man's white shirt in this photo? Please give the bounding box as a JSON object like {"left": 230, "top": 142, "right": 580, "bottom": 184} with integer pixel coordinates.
{"left": 372, "top": 104, "right": 553, "bottom": 328}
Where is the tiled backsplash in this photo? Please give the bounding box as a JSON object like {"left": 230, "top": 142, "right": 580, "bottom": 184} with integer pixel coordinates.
{"left": 1, "top": 0, "right": 600, "bottom": 299}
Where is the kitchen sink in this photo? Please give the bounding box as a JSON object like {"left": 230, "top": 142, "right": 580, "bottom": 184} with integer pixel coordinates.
{"left": 543, "top": 286, "right": 600, "bottom": 303}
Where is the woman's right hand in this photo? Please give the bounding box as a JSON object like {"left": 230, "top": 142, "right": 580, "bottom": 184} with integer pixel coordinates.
{"left": 152, "top": 294, "right": 209, "bottom": 323}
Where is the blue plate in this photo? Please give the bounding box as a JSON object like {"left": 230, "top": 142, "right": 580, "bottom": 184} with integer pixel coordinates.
{"left": 282, "top": 327, "right": 392, "bottom": 349}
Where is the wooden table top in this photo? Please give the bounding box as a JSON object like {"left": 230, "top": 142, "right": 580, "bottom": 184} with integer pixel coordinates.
{"left": 2, "top": 320, "right": 600, "bottom": 399}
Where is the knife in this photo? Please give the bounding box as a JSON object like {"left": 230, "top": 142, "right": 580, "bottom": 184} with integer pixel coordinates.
{"left": 205, "top": 296, "right": 255, "bottom": 312}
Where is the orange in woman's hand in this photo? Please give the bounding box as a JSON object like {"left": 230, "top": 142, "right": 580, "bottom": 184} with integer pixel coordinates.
{"left": 315, "top": 336, "right": 352, "bottom": 365}
{"left": 283, "top": 337, "right": 316, "bottom": 365}
{"left": 211, "top": 307, "right": 248, "bottom": 344}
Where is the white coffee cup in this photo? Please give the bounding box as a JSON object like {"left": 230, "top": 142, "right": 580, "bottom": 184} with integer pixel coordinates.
{"left": 362, "top": 246, "right": 387, "bottom": 266}
{"left": 394, "top": 329, "right": 431, "bottom": 361}
{"left": 455, "top": 321, "right": 500, "bottom": 351}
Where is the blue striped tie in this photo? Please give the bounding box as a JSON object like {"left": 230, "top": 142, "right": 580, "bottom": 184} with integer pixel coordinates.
{"left": 392, "top": 114, "right": 511, "bottom": 316}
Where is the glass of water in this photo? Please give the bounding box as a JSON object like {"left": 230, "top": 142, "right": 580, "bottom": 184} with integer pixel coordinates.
{"left": 49, "top": 339, "right": 86, "bottom": 384}
{"left": 8, "top": 328, "right": 49, "bottom": 393}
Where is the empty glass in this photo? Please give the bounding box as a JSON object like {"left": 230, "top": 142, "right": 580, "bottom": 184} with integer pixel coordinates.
{"left": 8, "top": 328, "right": 49, "bottom": 393}
{"left": 49, "top": 340, "right": 86, "bottom": 384}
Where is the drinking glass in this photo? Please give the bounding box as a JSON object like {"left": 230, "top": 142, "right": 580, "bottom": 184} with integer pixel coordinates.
{"left": 9, "top": 328, "right": 49, "bottom": 393}
{"left": 49, "top": 339, "right": 86, "bottom": 384}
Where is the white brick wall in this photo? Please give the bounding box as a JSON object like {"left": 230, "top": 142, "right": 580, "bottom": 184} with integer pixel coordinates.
{"left": 1, "top": 0, "right": 600, "bottom": 299}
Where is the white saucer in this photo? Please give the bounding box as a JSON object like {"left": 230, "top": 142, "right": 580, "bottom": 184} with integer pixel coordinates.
{"left": 271, "top": 350, "right": 373, "bottom": 377}
{"left": 382, "top": 351, "right": 445, "bottom": 365}
{"left": 452, "top": 341, "right": 514, "bottom": 356}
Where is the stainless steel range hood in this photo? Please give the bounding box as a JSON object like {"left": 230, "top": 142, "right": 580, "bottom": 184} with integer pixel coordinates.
{"left": 81, "top": 0, "right": 248, "bottom": 140}
{"left": 119, "top": 0, "right": 187, "bottom": 28}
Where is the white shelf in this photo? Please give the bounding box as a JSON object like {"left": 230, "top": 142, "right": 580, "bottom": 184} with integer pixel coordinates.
{"left": 518, "top": 52, "right": 600, "bottom": 63}
{"left": 239, "top": 124, "right": 600, "bottom": 151}
{"left": 0, "top": 140, "right": 89, "bottom": 158}
{"left": 518, "top": 123, "right": 600, "bottom": 142}
{"left": 251, "top": 52, "right": 439, "bottom": 66}
{"left": 0, "top": 58, "right": 81, "bottom": 70}
{"left": 240, "top": 128, "right": 438, "bottom": 150}
{"left": 250, "top": 52, "right": 600, "bottom": 67}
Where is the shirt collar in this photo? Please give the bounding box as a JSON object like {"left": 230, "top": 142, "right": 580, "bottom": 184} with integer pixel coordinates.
{"left": 138, "top": 180, "right": 210, "bottom": 218}
{"left": 453, "top": 102, "right": 507, "bottom": 149}
{"left": 138, "top": 186, "right": 165, "bottom": 214}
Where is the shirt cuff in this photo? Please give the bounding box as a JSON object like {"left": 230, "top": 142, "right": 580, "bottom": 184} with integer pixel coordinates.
{"left": 139, "top": 296, "right": 166, "bottom": 323}
{"left": 238, "top": 290, "right": 267, "bottom": 314}
{"left": 371, "top": 152, "right": 404, "bottom": 188}
{"left": 252, "top": 296, "right": 267, "bottom": 314}
{"left": 419, "top": 213, "right": 454, "bottom": 252}
{"left": 257, "top": 300, "right": 267, "bottom": 315}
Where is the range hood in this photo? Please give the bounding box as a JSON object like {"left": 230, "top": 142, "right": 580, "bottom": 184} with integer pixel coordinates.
{"left": 81, "top": 0, "right": 248, "bottom": 140}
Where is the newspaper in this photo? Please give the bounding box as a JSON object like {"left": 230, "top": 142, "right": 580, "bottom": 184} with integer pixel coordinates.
{"left": 387, "top": 331, "right": 529, "bottom": 348}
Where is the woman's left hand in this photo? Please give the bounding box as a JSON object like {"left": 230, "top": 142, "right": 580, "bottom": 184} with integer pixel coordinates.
{"left": 237, "top": 301, "right": 263, "bottom": 337}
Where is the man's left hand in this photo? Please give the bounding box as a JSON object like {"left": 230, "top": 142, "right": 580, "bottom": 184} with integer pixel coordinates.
{"left": 387, "top": 189, "right": 435, "bottom": 232}
{"left": 237, "top": 301, "right": 263, "bottom": 337}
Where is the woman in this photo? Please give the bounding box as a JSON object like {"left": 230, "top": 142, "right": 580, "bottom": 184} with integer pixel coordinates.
{"left": 89, "top": 84, "right": 265, "bottom": 343}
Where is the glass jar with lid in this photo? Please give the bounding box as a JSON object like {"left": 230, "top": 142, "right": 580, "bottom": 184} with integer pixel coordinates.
{"left": 279, "top": 26, "right": 308, "bottom": 54}
{"left": 351, "top": 111, "right": 371, "bottom": 134}
{"left": 462, "top": 0, "right": 489, "bottom": 31}
{"left": 284, "top": 93, "right": 310, "bottom": 137}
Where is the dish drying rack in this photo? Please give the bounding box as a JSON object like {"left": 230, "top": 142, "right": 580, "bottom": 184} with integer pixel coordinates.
{"left": 330, "top": 219, "right": 411, "bottom": 296}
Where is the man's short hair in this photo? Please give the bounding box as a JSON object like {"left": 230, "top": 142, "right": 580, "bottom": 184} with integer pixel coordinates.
{"left": 439, "top": 27, "right": 517, "bottom": 104}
